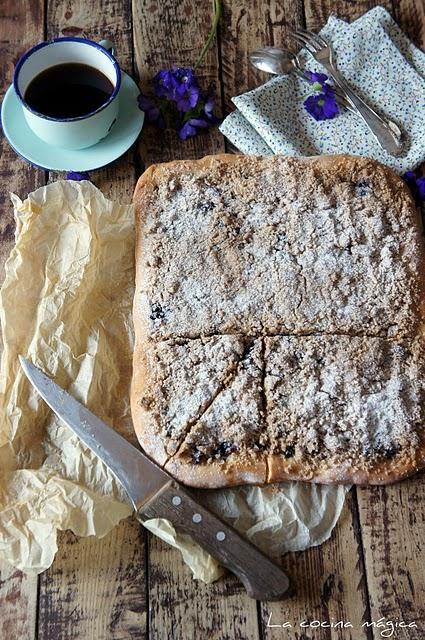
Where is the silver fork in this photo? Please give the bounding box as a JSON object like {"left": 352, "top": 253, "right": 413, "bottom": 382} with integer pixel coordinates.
{"left": 249, "top": 46, "right": 355, "bottom": 113}
{"left": 292, "top": 28, "right": 404, "bottom": 157}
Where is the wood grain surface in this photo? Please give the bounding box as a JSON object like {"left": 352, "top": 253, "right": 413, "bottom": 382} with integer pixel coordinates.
{"left": 0, "top": 1, "right": 424, "bottom": 639}
{"left": 0, "top": 1, "right": 44, "bottom": 637}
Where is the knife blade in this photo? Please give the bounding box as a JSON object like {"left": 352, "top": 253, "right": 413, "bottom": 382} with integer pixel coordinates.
{"left": 19, "top": 356, "right": 291, "bottom": 600}
{"left": 19, "top": 356, "right": 170, "bottom": 510}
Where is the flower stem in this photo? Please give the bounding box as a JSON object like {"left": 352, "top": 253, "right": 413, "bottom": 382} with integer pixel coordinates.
{"left": 194, "top": 0, "right": 221, "bottom": 70}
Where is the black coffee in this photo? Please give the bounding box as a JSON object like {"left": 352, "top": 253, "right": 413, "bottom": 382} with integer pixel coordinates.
{"left": 24, "top": 63, "right": 114, "bottom": 118}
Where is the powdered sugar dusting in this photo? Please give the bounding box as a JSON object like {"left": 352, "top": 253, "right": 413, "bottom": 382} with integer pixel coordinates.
{"left": 133, "top": 155, "right": 425, "bottom": 480}
{"left": 265, "top": 336, "right": 425, "bottom": 468}
{"left": 139, "top": 335, "right": 245, "bottom": 455}
{"left": 138, "top": 155, "right": 423, "bottom": 341}
{"left": 183, "top": 339, "right": 267, "bottom": 464}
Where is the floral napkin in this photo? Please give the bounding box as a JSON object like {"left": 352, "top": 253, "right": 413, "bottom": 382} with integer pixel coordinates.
{"left": 220, "top": 7, "right": 425, "bottom": 174}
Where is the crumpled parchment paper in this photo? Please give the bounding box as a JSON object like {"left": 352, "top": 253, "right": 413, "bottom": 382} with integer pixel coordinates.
{"left": 0, "top": 180, "right": 349, "bottom": 581}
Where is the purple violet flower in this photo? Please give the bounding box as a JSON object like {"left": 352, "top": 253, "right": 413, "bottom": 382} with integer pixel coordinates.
{"left": 139, "top": 65, "right": 219, "bottom": 140}
{"left": 307, "top": 71, "right": 328, "bottom": 85}
{"left": 304, "top": 92, "right": 339, "bottom": 121}
{"left": 137, "top": 93, "right": 165, "bottom": 127}
{"left": 417, "top": 177, "right": 425, "bottom": 201}
{"left": 153, "top": 67, "right": 200, "bottom": 104}
{"left": 204, "top": 94, "right": 215, "bottom": 118}
{"left": 306, "top": 71, "right": 335, "bottom": 95}
{"left": 175, "top": 82, "right": 200, "bottom": 112}
{"left": 320, "top": 81, "right": 336, "bottom": 95}
{"left": 203, "top": 94, "right": 220, "bottom": 123}
{"left": 66, "top": 171, "right": 90, "bottom": 181}
{"left": 173, "top": 67, "right": 198, "bottom": 88}
{"left": 403, "top": 170, "right": 425, "bottom": 204}
{"left": 179, "top": 117, "right": 209, "bottom": 140}
{"left": 303, "top": 70, "right": 339, "bottom": 121}
{"left": 153, "top": 69, "right": 178, "bottom": 100}
{"left": 404, "top": 170, "right": 417, "bottom": 189}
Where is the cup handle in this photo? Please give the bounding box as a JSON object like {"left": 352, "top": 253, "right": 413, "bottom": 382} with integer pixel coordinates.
{"left": 98, "top": 39, "right": 115, "bottom": 56}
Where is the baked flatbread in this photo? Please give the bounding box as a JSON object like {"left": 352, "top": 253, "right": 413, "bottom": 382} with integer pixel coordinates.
{"left": 131, "top": 154, "right": 425, "bottom": 487}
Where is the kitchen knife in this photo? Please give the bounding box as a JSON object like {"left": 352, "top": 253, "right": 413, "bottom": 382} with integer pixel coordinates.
{"left": 19, "top": 356, "right": 291, "bottom": 601}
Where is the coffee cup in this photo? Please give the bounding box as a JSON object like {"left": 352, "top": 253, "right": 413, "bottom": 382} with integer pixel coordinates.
{"left": 13, "top": 37, "right": 121, "bottom": 150}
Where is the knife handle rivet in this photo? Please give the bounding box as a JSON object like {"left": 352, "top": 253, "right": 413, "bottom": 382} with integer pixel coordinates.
{"left": 192, "top": 513, "right": 202, "bottom": 523}
{"left": 216, "top": 531, "right": 226, "bottom": 541}
{"left": 172, "top": 496, "right": 182, "bottom": 506}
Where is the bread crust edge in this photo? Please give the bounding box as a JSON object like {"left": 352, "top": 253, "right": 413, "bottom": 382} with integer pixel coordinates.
{"left": 131, "top": 153, "right": 424, "bottom": 488}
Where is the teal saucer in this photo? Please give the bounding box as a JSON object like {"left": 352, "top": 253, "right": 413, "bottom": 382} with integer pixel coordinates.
{"left": 0, "top": 71, "right": 144, "bottom": 171}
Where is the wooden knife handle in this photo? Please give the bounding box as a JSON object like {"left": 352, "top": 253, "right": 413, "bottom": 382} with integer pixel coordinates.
{"left": 138, "top": 479, "right": 291, "bottom": 601}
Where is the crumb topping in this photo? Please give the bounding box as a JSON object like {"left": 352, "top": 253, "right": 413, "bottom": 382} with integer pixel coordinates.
{"left": 265, "top": 336, "right": 425, "bottom": 470}
{"left": 133, "top": 155, "right": 425, "bottom": 478}
{"left": 183, "top": 339, "right": 267, "bottom": 465}
{"left": 138, "top": 335, "right": 245, "bottom": 455}
{"left": 137, "top": 155, "right": 423, "bottom": 341}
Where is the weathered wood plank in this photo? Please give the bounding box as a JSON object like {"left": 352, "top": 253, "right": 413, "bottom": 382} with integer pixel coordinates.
{"left": 260, "top": 491, "right": 371, "bottom": 640}
{"left": 37, "top": 3, "right": 147, "bottom": 640}
{"left": 133, "top": 0, "right": 224, "bottom": 166}
{"left": 38, "top": 520, "right": 147, "bottom": 640}
{"left": 302, "top": 3, "right": 425, "bottom": 639}
{"left": 303, "top": 0, "right": 392, "bottom": 31}
{"left": 132, "top": 1, "right": 261, "bottom": 637}
{"left": 357, "top": 476, "right": 425, "bottom": 640}
{"left": 392, "top": 0, "right": 425, "bottom": 48}
{"left": 219, "top": 0, "right": 304, "bottom": 114}
{"left": 0, "top": 0, "right": 45, "bottom": 278}
{"left": 148, "top": 533, "right": 260, "bottom": 640}
{"left": 0, "top": 1, "right": 45, "bottom": 636}
{"left": 0, "top": 562, "right": 38, "bottom": 640}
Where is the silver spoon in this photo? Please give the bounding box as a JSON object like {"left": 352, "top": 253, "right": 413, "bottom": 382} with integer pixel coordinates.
{"left": 250, "top": 46, "right": 300, "bottom": 75}
{"left": 250, "top": 46, "right": 354, "bottom": 112}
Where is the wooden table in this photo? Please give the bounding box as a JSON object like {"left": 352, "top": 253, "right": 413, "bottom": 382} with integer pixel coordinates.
{"left": 1, "top": 1, "right": 424, "bottom": 638}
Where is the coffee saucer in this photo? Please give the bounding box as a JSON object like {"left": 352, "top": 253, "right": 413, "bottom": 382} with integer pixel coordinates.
{"left": 0, "top": 71, "right": 144, "bottom": 172}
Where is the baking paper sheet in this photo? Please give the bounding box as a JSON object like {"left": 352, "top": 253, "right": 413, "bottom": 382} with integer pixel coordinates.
{"left": 0, "top": 180, "right": 348, "bottom": 580}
